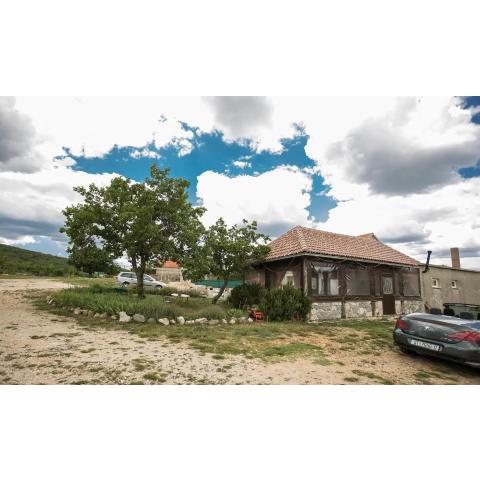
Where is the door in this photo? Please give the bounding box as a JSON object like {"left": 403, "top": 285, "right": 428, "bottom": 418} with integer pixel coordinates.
{"left": 381, "top": 275, "right": 395, "bottom": 315}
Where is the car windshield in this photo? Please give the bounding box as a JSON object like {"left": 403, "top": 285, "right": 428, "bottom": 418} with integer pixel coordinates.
{"left": 144, "top": 275, "right": 153, "bottom": 281}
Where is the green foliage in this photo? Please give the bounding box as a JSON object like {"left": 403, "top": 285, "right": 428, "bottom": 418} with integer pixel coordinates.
{"left": 225, "top": 308, "right": 246, "bottom": 318}
{"left": 259, "top": 285, "right": 312, "bottom": 322}
{"left": 184, "top": 218, "right": 270, "bottom": 304}
{"left": 51, "top": 287, "right": 227, "bottom": 320}
{"left": 229, "top": 283, "right": 265, "bottom": 308}
{"left": 0, "top": 243, "right": 76, "bottom": 276}
{"left": 68, "top": 243, "right": 119, "bottom": 275}
{"left": 61, "top": 165, "right": 205, "bottom": 298}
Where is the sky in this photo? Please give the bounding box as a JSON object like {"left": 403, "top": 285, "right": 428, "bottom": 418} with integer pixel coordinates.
{"left": 0, "top": 96, "right": 479, "bottom": 269}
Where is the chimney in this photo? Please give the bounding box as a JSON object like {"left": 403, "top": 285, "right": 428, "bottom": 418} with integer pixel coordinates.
{"left": 450, "top": 247, "right": 461, "bottom": 269}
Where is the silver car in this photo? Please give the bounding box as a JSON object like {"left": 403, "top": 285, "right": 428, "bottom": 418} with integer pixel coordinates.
{"left": 116, "top": 272, "right": 166, "bottom": 289}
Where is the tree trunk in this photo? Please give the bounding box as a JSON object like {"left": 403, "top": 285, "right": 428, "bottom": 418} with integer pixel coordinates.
{"left": 135, "top": 259, "right": 146, "bottom": 299}
{"left": 212, "top": 278, "right": 228, "bottom": 304}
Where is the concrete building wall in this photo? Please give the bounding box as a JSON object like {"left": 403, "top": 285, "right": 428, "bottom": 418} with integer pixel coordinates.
{"left": 421, "top": 265, "right": 480, "bottom": 310}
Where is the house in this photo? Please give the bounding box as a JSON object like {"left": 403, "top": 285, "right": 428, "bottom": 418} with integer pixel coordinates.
{"left": 248, "top": 226, "right": 423, "bottom": 321}
{"left": 155, "top": 260, "right": 183, "bottom": 283}
{"left": 421, "top": 247, "right": 480, "bottom": 317}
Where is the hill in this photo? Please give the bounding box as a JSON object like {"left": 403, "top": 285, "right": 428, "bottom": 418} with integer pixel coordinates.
{"left": 0, "top": 243, "right": 75, "bottom": 276}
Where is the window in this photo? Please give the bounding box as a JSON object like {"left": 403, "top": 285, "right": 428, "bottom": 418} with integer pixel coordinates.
{"left": 451, "top": 280, "right": 458, "bottom": 289}
{"left": 310, "top": 262, "right": 339, "bottom": 296}
{"left": 282, "top": 270, "right": 294, "bottom": 286}
{"left": 345, "top": 268, "right": 370, "bottom": 296}
{"left": 144, "top": 275, "right": 154, "bottom": 281}
{"left": 403, "top": 272, "right": 420, "bottom": 296}
{"left": 432, "top": 278, "right": 440, "bottom": 288}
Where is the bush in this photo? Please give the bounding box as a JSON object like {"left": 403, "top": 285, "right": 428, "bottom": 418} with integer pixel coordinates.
{"left": 229, "top": 283, "right": 265, "bottom": 308}
{"left": 226, "top": 308, "right": 246, "bottom": 319}
{"left": 259, "top": 285, "right": 312, "bottom": 322}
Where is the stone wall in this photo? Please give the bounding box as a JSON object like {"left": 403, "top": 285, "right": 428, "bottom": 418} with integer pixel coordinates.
{"left": 402, "top": 299, "right": 424, "bottom": 314}
{"left": 344, "top": 301, "right": 372, "bottom": 318}
{"left": 310, "top": 298, "right": 423, "bottom": 321}
{"left": 310, "top": 302, "right": 342, "bottom": 321}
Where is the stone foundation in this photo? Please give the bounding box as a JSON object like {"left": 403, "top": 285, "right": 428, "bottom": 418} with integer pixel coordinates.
{"left": 402, "top": 299, "right": 424, "bottom": 314}
{"left": 344, "top": 301, "right": 372, "bottom": 318}
{"left": 309, "top": 298, "right": 424, "bottom": 321}
{"left": 310, "top": 302, "right": 342, "bottom": 321}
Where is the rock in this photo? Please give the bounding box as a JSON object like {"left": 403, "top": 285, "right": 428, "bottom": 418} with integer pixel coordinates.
{"left": 73, "top": 307, "right": 81, "bottom": 315}
{"left": 99, "top": 313, "right": 107, "bottom": 319}
{"left": 170, "top": 319, "right": 176, "bottom": 325}
{"left": 110, "top": 315, "right": 117, "bottom": 320}
{"left": 229, "top": 318, "right": 236, "bottom": 325}
{"left": 132, "top": 313, "right": 146, "bottom": 323}
{"left": 147, "top": 317, "right": 156, "bottom": 324}
{"left": 118, "top": 311, "right": 131, "bottom": 323}
{"left": 239, "top": 316, "right": 247, "bottom": 322}
{"left": 247, "top": 318, "right": 253, "bottom": 323}
{"left": 94, "top": 313, "right": 101, "bottom": 318}
{"left": 158, "top": 318, "right": 170, "bottom": 326}
{"left": 185, "top": 320, "right": 195, "bottom": 325}
{"left": 194, "top": 317, "right": 208, "bottom": 324}
{"left": 176, "top": 316, "right": 185, "bottom": 325}
{"left": 222, "top": 318, "right": 228, "bottom": 324}
{"left": 208, "top": 319, "right": 220, "bottom": 325}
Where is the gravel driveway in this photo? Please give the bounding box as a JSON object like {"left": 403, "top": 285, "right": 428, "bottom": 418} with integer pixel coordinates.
{"left": 1, "top": 278, "right": 479, "bottom": 384}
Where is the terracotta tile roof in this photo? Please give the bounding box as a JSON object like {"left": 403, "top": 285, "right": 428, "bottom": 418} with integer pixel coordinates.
{"left": 264, "top": 226, "right": 419, "bottom": 266}
{"left": 162, "top": 260, "right": 179, "bottom": 269}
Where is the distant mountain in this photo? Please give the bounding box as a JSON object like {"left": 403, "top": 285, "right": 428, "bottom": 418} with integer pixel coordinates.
{"left": 0, "top": 243, "right": 75, "bottom": 276}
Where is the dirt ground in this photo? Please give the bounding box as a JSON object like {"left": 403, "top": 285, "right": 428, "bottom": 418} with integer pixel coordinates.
{"left": 1, "top": 278, "right": 479, "bottom": 385}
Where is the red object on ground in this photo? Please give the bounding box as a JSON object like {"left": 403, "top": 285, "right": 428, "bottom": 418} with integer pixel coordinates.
{"left": 250, "top": 310, "right": 264, "bottom": 322}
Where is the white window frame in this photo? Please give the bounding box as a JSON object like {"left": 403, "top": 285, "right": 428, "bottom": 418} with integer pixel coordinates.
{"left": 451, "top": 280, "right": 458, "bottom": 289}
{"left": 432, "top": 278, "right": 440, "bottom": 288}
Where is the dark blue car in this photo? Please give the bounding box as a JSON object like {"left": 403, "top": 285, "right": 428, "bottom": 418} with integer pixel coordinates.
{"left": 393, "top": 313, "right": 480, "bottom": 368}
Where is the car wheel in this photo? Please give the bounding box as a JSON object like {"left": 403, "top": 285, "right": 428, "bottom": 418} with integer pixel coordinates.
{"left": 399, "top": 345, "right": 415, "bottom": 355}
{"left": 122, "top": 282, "right": 130, "bottom": 288}
{"left": 155, "top": 285, "right": 163, "bottom": 289}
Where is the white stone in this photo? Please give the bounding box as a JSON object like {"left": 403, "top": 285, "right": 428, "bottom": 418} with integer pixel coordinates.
{"left": 176, "top": 316, "right": 185, "bottom": 325}
{"left": 229, "top": 318, "right": 236, "bottom": 325}
{"left": 222, "top": 318, "right": 228, "bottom": 324}
{"left": 118, "top": 311, "right": 131, "bottom": 323}
{"left": 247, "top": 318, "right": 253, "bottom": 323}
{"left": 133, "top": 313, "right": 146, "bottom": 323}
{"left": 208, "top": 319, "right": 220, "bottom": 325}
{"left": 147, "top": 317, "right": 156, "bottom": 324}
{"left": 94, "top": 313, "right": 101, "bottom": 318}
{"left": 158, "top": 318, "right": 170, "bottom": 326}
{"left": 170, "top": 319, "right": 176, "bottom": 325}
{"left": 194, "top": 317, "right": 208, "bottom": 324}
{"left": 73, "top": 307, "right": 81, "bottom": 315}
{"left": 185, "top": 320, "right": 195, "bottom": 325}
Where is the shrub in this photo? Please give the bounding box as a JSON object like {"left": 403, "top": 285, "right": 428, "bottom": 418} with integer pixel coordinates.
{"left": 259, "top": 285, "right": 312, "bottom": 322}
{"left": 229, "top": 283, "right": 265, "bottom": 308}
{"left": 226, "top": 308, "right": 246, "bottom": 319}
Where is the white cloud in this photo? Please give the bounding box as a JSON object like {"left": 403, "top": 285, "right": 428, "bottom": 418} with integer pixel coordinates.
{"left": 0, "top": 162, "right": 118, "bottom": 244}
{"left": 0, "top": 97, "right": 47, "bottom": 172}
{"left": 13, "top": 96, "right": 216, "bottom": 159}
{"left": 232, "top": 160, "right": 251, "bottom": 169}
{"left": 196, "top": 166, "right": 313, "bottom": 236}
{"left": 317, "top": 176, "right": 480, "bottom": 268}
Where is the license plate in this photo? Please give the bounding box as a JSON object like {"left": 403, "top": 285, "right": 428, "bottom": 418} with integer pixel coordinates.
{"left": 408, "top": 338, "right": 443, "bottom": 352}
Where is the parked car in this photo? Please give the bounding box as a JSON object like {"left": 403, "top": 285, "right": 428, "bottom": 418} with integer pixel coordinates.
{"left": 116, "top": 272, "right": 166, "bottom": 289}
{"left": 393, "top": 313, "right": 480, "bottom": 368}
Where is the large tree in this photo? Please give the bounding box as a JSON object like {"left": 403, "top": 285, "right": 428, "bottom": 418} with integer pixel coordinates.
{"left": 185, "top": 218, "right": 270, "bottom": 304}
{"left": 60, "top": 165, "right": 205, "bottom": 298}
{"left": 67, "top": 242, "right": 119, "bottom": 276}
